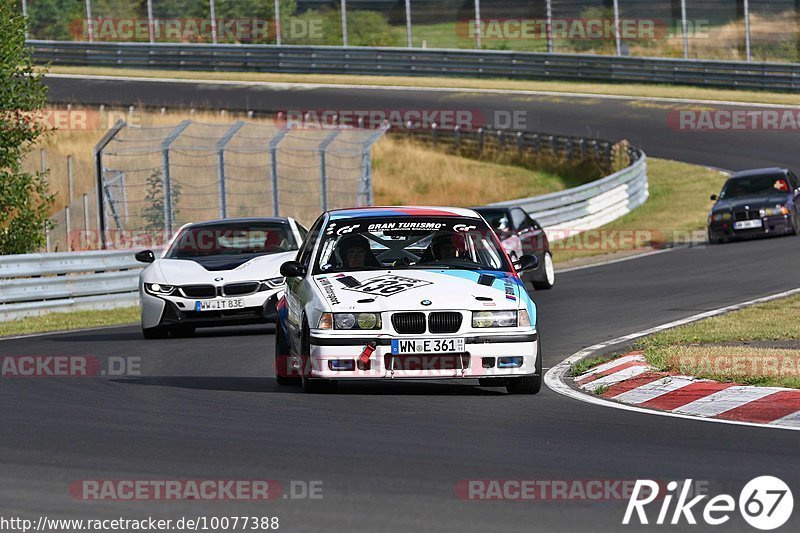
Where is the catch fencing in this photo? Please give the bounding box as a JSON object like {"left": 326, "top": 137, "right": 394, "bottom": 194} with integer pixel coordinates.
{"left": 93, "top": 119, "right": 387, "bottom": 249}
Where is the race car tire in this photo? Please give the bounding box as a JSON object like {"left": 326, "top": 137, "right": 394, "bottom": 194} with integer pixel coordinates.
{"left": 505, "top": 339, "right": 543, "bottom": 395}
{"left": 275, "top": 322, "right": 300, "bottom": 386}
{"left": 300, "top": 318, "right": 337, "bottom": 393}
{"left": 531, "top": 252, "right": 555, "bottom": 290}
{"left": 142, "top": 326, "right": 168, "bottom": 339}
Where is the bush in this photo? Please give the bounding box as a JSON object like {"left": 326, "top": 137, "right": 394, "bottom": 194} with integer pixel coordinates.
{"left": 0, "top": 0, "right": 55, "bottom": 254}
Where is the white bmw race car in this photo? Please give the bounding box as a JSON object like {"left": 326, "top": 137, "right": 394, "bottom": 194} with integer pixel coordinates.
{"left": 136, "top": 217, "right": 307, "bottom": 338}
{"left": 275, "top": 207, "right": 542, "bottom": 394}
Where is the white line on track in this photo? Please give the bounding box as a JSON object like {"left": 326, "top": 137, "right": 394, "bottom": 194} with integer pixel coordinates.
{"left": 544, "top": 287, "right": 800, "bottom": 431}
{"left": 44, "top": 73, "right": 800, "bottom": 109}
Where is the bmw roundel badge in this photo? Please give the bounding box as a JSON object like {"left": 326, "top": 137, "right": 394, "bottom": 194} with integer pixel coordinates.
{"left": 421, "top": 300, "right": 432, "bottom": 306}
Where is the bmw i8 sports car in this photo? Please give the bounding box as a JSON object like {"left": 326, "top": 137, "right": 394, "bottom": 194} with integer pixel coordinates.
{"left": 136, "top": 217, "right": 307, "bottom": 338}
{"left": 275, "top": 207, "right": 542, "bottom": 394}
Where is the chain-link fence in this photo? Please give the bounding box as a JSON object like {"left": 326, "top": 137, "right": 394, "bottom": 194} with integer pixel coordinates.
{"left": 92, "top": 119, "right": 386, "bottom": 249}
{"left": 20, "top": 1, "right": 800, "bottom": 62}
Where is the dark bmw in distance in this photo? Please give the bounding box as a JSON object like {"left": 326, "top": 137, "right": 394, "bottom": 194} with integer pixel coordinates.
{"left": 473, "top": 206, "right": 555, "bottom": 289}
{"left": 708, "top": 168, "right": 800, "bottom": 244}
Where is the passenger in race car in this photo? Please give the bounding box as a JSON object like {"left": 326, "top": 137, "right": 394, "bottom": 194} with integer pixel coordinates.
{"left": 421, "top": 231, "right": 469, "bottom": 262}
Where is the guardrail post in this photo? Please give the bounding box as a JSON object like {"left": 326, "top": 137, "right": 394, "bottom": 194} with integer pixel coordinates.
{"left": 83, "top": 193, "right": 90, "bottom": 250}
{"left": 478, "top": 128, "right": 485, "bottom": 154}
{"left": 269, "top": 128, "right": 290, "bottom": 216}
{"left": 516, "top": 131, "right": 524, "bottom": 156}
{"left": 160, "top": 120, "right": 191, "bottom": 238}
{"left": 318, "top": 129, "right": 341, "bottom": 212}
{"left": 93, "top": 119, "right": 127, "bottom": 249}
{"left": 66, "top": 155, "right": 73, "bottom": 251}
{"left": 454, "top": 126, "right": 461, "bottom": 151}
{"left": 341, "top": 0, "right": 348, "bottom": 47}
{"left": 216, "top": 121, "right": 245, "bottom": 219}
{"left": 431, "top": 123, "right": 438, "bottom": 148}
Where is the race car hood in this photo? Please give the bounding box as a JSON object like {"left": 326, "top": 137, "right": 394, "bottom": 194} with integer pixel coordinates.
{"left": 152, "top": 251, "right": 296, "bottom": 284}
{"left": 312, "top": 269, "right": 524, "bottom": 312}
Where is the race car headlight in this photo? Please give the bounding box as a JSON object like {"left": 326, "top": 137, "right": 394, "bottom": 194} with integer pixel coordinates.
{"left": 759, "top": 205, "right": 790, "bottom": 217}
{"left": 472, "top": 310, "right": 518, "bottom": 328}
{"left": 144, "top": 283, "right": 175, "bottom": 295}
{"left": 710, "top": 212, "right": 732, "bottom": 222}
{"left": 333, "top": 312, "right": 381, "bottom": 330}
{"left": 259, "top": 277, "right": 285, "bottom": 291}
{"left": 518, "top": 309, "right": 532, "bottom": 328}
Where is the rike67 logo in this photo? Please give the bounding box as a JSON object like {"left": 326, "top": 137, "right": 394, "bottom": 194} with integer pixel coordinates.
{"left": 624, "top": 477, "right": 794, "bottom": 530}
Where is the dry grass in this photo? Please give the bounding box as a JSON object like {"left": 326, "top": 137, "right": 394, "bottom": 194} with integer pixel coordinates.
{"left": 47, "top": 65, "right": 800, "bottom": 107}
{"left": 372, "top": 137, "right": 569, "bottom": 206}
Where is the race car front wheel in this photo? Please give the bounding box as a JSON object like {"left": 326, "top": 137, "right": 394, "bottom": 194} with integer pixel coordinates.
{"left": 142, "top": 326, "right": 168, "bottom": 339}
{"left": 505, "top": 338, "right": 543, "bottom": 395}
{"left": 275, "top": 323, "right": 300, "bottom": 386}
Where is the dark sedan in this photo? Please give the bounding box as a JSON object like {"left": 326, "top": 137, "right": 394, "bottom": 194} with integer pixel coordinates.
{"left": 474, "top": 206, "right": 555, "bottom": 289}
{"left": 708, "top": 168, "right": 800, "bottom": 244}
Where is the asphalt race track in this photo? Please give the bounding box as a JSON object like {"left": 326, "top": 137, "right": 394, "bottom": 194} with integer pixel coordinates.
{"left": 1, "top": 76, "right": 798, "bottom": 532}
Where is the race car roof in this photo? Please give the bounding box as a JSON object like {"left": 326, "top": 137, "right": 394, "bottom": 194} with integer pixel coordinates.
{"left": 328, "top": 206, "right": 480, "bottom": 220}
{"left": 186, "top": 217, "right": 292, "bottom": 227}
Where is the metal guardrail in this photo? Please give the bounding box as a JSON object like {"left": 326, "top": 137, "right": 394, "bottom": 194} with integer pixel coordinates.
{"left": 0, "top": 250, "right": 141, "bottom": 322}
{"left": 29, "top": 40, "right": 800, "bottom": 92}
{"left": 492, "top": 154, "right": 649, "bottom": 239}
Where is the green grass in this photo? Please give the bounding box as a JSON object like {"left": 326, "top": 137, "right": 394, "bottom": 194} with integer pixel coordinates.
{"left": 0, "top": 307, "right": 139, "bottom": 338}
{"left": 569, "top": 355, "right": 609, "bottom": 377}
{"left": 552, "top": 159, "right": 727, "bottom": 264}
{"left": 638, "top": 294, "right": 800, "bottom": 389}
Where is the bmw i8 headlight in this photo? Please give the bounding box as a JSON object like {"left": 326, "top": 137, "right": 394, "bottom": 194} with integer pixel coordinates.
{"left": 259, "top": 277, "right": 285, "bottom": 291}
{"left": 319, "top": 312, "right": 382, "bottom": 330}
{"left": 472, "top": 310, "right": 518, "bottom": 328}
{"left": 145, "top": 283, "right": 175, "bottom": 296}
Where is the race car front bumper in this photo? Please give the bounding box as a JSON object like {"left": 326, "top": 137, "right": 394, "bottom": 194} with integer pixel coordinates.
{"left": 292, "top": 332, "right": 538, "bottom": 380}
{"left": 140, "top": 288, "right": 281, "bottom": 329}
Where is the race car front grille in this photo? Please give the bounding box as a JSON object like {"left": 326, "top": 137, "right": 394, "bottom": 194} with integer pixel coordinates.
{"left": 391, "top": 312, "right": 426, "bottom": 334}
{"left": 223, "top": 282, "right": 259, "bottom": 296}
{"left": 428, "top": 312, "right": 462, "bottom": 333}
{"left": 180, "top": 284, "right": 217, "bottom": 298}
{"left": 385, "top": 354, "right": 470, "bottom": 371}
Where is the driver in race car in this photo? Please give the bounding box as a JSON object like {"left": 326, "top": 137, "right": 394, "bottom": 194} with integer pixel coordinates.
{"left": 335, "top": 233, "right": 381, "bottom": 269}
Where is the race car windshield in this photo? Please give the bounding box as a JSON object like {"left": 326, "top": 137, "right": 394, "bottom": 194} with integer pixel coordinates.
{"left": 314, "top": 217, "right": 512, "bottom": 274}
{"left": 166, "top": 222, "right": 298, "bottom": 259}
{"left": 720, "top": 174, "right": 790, "bottom": 199}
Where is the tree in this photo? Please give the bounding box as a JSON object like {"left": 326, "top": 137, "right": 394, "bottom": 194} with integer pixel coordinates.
{"left": 0, "top": 0, "right": 55, "bottom": 254}
{"left": 141, "top": 169, "right": 182, "bottom": 234}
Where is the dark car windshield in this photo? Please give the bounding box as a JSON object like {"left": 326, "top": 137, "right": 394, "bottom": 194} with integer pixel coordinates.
{"left": 166, "top": 222, "right": 297, "bottom": 259}
{"left": 314, "top": 216, "right": 512, "bottom": 274}
{"left": 474, "top": 209, "right": 510, "bottom": 232}
{"left": 720, "top": 174, "right": 790, "bottom": 199}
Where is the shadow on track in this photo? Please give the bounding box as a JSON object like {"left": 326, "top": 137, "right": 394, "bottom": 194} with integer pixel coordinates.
{"left": 112, "top": 377, "right": 507, "bottom": 396}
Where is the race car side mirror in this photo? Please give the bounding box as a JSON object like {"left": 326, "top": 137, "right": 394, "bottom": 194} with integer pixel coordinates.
{"left": 515, "top": 254, "right": 539, "bottom": 274}
{"left": 710, "top": 194, "right": 718, "bottom": 201}
{"left": 280, "top": 260, "right": 307, "bottom": 278}
{"left": 135, "top": 250, "right": 155, "bottom": 263}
